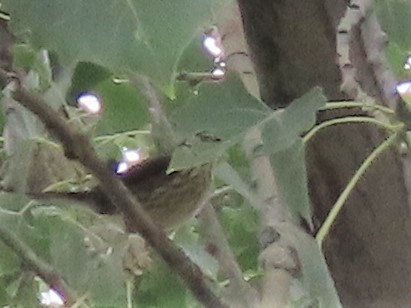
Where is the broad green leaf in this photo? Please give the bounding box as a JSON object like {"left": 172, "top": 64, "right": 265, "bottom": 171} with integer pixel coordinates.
{"left": 92, "top": 78, "right": 149, "bottom": 135}
{"left": 12, "top": 45, "right": 52, "bottom": 91}
{"left": 0, "top": 240, "right": 20, "bottom": 277}
{"left": 42, "top": 78, "right": 70, "bottom": 109}
{"left": 135, "top": 259, "right": 190, "bottom": 308}
{"left": 2, "top": 91, "right": 44, "bottom": 147}
{"left": 174, "top": 223, "right": 218, "bottom": 280}
{"left": 8, "top": 273, "right": 38, "bottom": 308}
{"left": 66, "top": 62, "right": 112, "bottom": 104}
{"left": 213, "top": 161, "right": 257, "bottom": 206}
{"left": 173, "top": 36, "right": 216, "bottom": 103}
{"left": 4, "top": 0, "right": 226, "bottom": 89}
{"left": 385, "top": 42, "right": 410, "bottom": 79}
{"left": 0, "top": 192, "right": 31, "bottom": 212}
{"left": 262, "top": 87, "right": 326, "bottom": 155}
{"left": 375, "top": 0, "right": 411, "bottom": 50}
{"left": 30, "top": 207, "right": 128, "bottom": 304}
{"left": 46, "top": 214, "right": 97, "bottom": 290}
{"left": 0, "top": 203, "right": 130, "bottom": 305}
{"left": 170, "top": 137, "right": 239, "bottom": 171}
{"left": 271, "top": 140, "right": 312, "bottom": 226}
{"left": 170, "top": 75, "right": 269, "bottom": 169}
{"left": 0, "top": 278, "right": 11, "bottom": 306}
{"left": 262, "top": 89, "right": 325, "bottom": 228}
{"left": 219, "top": 204, "right": 260, "bottom": 272}
{"left": 1, "top": 141, "right": 37, "bottom": 197}
{"left": 86, "top": 242, "right": 128, "bottom": 307}
{"left": 177, "top": 35, "right": 212, "bottom": 76}
{"left": 172, "top": 76, "right": 269, "bottom": 140}
{"left": 171, "top": 81, "right": 324, "bottom": 170}
{"left": 279, "top": 224, "right": 342, "bottom": 307}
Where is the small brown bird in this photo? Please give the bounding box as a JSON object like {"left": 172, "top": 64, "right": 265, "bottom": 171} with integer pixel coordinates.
{"left": 37, "top": 156, "right": 212, "bottom": 230}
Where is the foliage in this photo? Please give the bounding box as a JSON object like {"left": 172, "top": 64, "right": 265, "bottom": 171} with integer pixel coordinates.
{"left": 375, "top": 0, "right": 411, "bottom": 79}
{"left": 1, "top": 0, "right": 409, "bottom": 307}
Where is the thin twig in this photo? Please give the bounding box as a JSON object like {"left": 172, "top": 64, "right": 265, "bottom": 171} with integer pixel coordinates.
{"left": 0, "top": 224, "right": 76, "bottom": 305}
{"left": 11, "top": 83, "right": 226, "bottom": 308}
{"left": 198, "top": 203, "right": 258, "bottom": 307}
{"left": 129, "top": 74, "right": 178, "bottom": 153}
{"left": 322, "top": 101, "right": 395, "bottom": 115}
{"left": 303, "top": 116, "right": 401, "bottom": 143}
{"left": 336, "top": 0, "right": 372, "bottom": 99}
{"left": 211, "top": 186, "right": 234, "bottom": 199}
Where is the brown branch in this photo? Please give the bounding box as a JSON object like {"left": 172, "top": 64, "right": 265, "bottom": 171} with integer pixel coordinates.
{"left": 0, "top": 224, "right": 76, "bottom": 305}
{"left": 335, "top": 1, "right": 373, "bottom": 99}
{"left": 9, "top": 80, "right": 226, "bottom": 308}
{"left": 129, "top": 74, "right": 179, "bottom": 153}
{"left": 198, "top": 203, "right": 258, "bottom": 307}
{"left": 360, "top": 7, "right": 399, "bottom": 109}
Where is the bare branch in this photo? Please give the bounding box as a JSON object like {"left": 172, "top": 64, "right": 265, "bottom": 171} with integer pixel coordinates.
{"left": 129, "top": 74, "right": 178, "bottom": 153}
{"left": 336, "top": 0, "right": 373, "bottom": 99}
{"left": 198, "top": 203, "right": 258, "bottom": 307}
{"left": 243, "top": 128, "right": 301, "bottom": 307}
{"left": 360, "top": 5, "right": 400, "bottom": 109}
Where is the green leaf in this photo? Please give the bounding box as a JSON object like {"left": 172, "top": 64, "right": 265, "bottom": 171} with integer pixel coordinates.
{"left": 219, "top": 205, "right": 260, "bottom": 272}
{"left": 279, "top": 224, "right": 342, "bottom": 307}
{"left": 260, "top": 89, "right": 325, "bottom": 227}
{"left": 271, "top": 140, "right": 312, "bottom": 225}
{"left": 46, "top": 215, "right": 96, "bottom": 289}
{"left": 385, "top": 42, "right": 410, "bottom": 79}
{"left": 4, "top": 0, "right": 226, "bottom": 89}
{"left": 135, "top": 259, "right": 190, "bottom": 308}
{"left": 170, "top": 82, "right": 324, "bottom": 170}
{"left": 1, "top": 141, "right": 37, "bottom": 198}
{"left": 0, "top": 278, "right": 11, "bottom": 306}
{"left": 213, "top": 161, "right": 257, "bottom": 205}
{"left": 92, "top": 78, "right": 150, "bottom": 135}
{"left": 262, "top": 87, "right": 326, "bottom": 155}
{"left": 29, "top": 207, "right": 128, "bottom": 305}
{"left": 172, "top": 76, "right": 269, "bottom": 140}
{"left": 375, "top": 0, "right": 411, "bottom": 50}
{"left": 170, "top": 137, "right": 239, "bottom": 171}
{"left": 66, "top": 62, "right": 112, "bottom": 104}
{"left": 0, "top": 239, "right": 20, "bottom": 277}
{"left": 173, "top": 36, "right": 215, "bottom": 102}
{"left": 12, "top": 44, "right": 52, "bottom": 91}
{"left": 174, "top": 224, "right": 218, "bottom": 279}
{"left": 170, "top": 75, "right": 269, "bottom": 169}
{"left": 177, "top": 35, "right": 212, "bottom": 76}
{"left": 86, "top": 242, "right": 128, "bottom": 307}
{"left": 9, "top": 272, "right": 38, "bottom": 308}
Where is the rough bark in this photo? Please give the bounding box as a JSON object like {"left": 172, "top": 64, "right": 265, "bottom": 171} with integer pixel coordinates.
{"left": 238, "top": 0, "right": 411, "bottom": 307}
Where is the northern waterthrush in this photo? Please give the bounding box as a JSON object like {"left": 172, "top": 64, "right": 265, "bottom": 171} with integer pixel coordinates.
{"left": 40, "top": 156, "right": 212, "bottom": 230}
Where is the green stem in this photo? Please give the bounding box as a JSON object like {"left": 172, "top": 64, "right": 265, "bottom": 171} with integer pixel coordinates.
{"left": 303, "top": 116, "right": 400, "bottom": 143}
{"left": 0, "top": 12, "right": 10, "bottom": 21}
{"left": 94, "top": 130, "right": 150, "bottom": 146}
{"left": 322, "top": 101, "right": 394, "bottom": 115}
{"left": 315, "top": 133, "right": 398, "bottom": 246}
{"left": 176, "top": 71, "right": 214, "bottom": 81}
{"left": 32, "top": 137, "right": 61, "bottom": 149}
{"left": 126, "top": 279, "right": 135, "bottom": 308}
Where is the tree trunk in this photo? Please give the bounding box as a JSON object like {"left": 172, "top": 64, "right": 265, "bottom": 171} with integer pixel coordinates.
{"left": 238, "top": 0, "right": 411, "bottom": 306}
